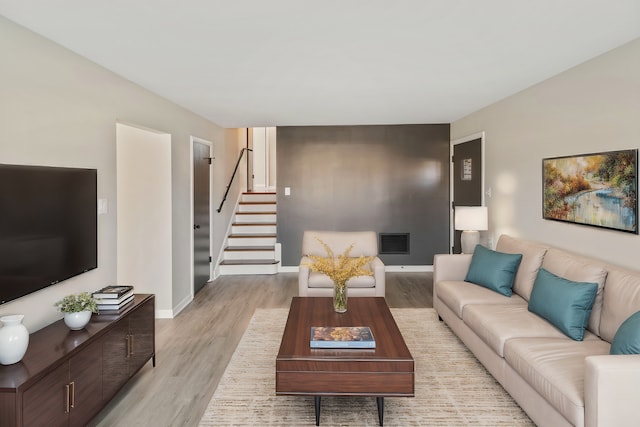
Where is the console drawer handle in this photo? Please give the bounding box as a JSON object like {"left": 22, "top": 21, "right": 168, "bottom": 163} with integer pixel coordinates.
{"left": 69, "top": 381, "right": 75, "bottom": 408}
{"left": 64, "top": 384, "right": 70, "bottom": 413}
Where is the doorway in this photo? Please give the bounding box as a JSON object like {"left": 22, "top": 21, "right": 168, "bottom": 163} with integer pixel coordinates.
{"left": 192, "top": 138, "right": 213, "bottom": 294}
{"left": 250, "top": 127, "right": 276, "bottom": 192}
{"left": 116, "top": 123, "right": 172, "bottom": 311}
{"left": 451, "top": 132, "right": 485, "bottom": 253}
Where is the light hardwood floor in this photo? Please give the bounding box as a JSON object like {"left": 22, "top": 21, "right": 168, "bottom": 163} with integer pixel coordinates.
{"left": 89, "top": 272, "right": 432, "bottom": 426}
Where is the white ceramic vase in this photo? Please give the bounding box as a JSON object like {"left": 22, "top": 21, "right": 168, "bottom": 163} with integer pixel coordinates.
{"left": 0, "top": 314, "right": 30, "bottom": 365}
{"left": 64, "top": 311, "right": 92, "bottom": 330}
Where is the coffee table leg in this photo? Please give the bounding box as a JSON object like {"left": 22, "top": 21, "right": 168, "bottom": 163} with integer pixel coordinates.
{"left": 314, "top": 396, "right": 321, "bottom": 426}
{"left": 376, "top": 397, "right": 384, "bottom": 426}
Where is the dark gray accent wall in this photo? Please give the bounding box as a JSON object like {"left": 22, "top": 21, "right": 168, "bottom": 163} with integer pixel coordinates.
{"left": 277, "top": 124, "right": 450, "bottom": 266}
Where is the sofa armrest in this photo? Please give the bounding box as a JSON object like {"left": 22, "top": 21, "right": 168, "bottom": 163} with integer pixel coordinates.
{"left": 298, "top": 256, "right": 312, "bottom": 296}
{"left": 370, "top": 256, "right": 385, "bottom": 297}
{"left": 433, "top": 254, "right": 472, "bottom": 304}
{"left": 584, "top": 354, "right": 640, "bottom": 427}
{"left": 433, "top": 254, "right": 472, "bottom": 284}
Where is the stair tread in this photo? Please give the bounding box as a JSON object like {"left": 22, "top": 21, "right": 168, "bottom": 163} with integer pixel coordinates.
{"left": 239, "top": 201, "right": 276, "bottom": 205}
{"left": 229, "top": 234, "right": 276, "bottom": 238}
{"left": 232, "top": 222, "right": 277, "bottom": 226}
{"left": 223, "top": 192, "right": 278, "bottom": 274}
{"left": 225, "top": 245, "right": 275, "bottom": 251}
{"left": 236, "top": 211, "right": 277, "bottom": 215}
{"left": 220, "top": 259, "right": 280, "bottom": 265}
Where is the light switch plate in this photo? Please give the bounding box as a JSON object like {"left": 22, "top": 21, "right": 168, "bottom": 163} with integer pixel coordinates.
{"left": 98, "top": 198, "right": 108, "bottom": 215}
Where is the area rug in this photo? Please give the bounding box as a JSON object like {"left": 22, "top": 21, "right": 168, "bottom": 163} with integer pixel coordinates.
{"left": 199, "top": 308, "right": 534, "bottom": 426}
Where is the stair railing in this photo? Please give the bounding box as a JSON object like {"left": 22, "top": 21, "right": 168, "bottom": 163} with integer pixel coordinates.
{"left": 217, "top": 147, "right": 252, "bottom": 213}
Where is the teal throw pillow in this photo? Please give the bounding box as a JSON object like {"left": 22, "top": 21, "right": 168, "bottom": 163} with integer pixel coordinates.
{"left": 464, "top": 245, "right": 523, "bottom": 297}
{"left": 528, "top": 268, "right": 598, "bottom": 341}
{"left": 610, "top": 311, "right": 640, "bottom": 354}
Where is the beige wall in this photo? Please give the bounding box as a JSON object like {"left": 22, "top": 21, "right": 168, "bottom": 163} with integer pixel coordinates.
{"left": 116, "top": 124, "right": 173, "bottom": 315}
{"left": 452, "top": 38, "right": 640, "bottom": 269}
{"left": 0, "top": 16, "right": 242, "bottom": 331}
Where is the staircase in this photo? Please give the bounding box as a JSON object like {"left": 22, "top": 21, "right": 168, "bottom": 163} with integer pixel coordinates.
{"left": 218, "top": 192, "right": 280, "bottom": 275}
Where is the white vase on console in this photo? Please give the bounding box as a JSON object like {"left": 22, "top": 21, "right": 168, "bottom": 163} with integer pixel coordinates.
{"left": 64, "top": 310, "right": 92, "bottom": 330}
{"left": 0, "top": 314, "right": 30, "bottom": 365}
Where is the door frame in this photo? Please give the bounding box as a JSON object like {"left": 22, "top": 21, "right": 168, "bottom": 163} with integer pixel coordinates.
{"left": 190, "top": 136, "right": 214, "bottom": 299}
{"left": 450, "top": 131, "right": 485, "bottom": 253}
{"left": 250, "top": 127, "right": 277, "bottom": 192}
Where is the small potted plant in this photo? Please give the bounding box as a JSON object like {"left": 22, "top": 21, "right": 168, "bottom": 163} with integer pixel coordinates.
{"left": 54, "top": 292, "right": 98, "bottom": 330}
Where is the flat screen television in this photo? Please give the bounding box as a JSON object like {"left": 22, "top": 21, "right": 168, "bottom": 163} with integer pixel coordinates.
{"left": 0, "top": 164, "right": 98, "bottom": 305}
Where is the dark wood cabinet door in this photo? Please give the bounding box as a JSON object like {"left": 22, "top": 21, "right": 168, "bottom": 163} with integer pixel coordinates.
{"left": 0, "top": 295, "right": 155, "bottom": 427}
{"left": 129, "top": 297, "right": 155, "bottom": 372}
{"left": 101, "top": 319, "right": 130, "bottom": 401}
{"left": 69, "top": 340, "right": 103, "bottom": 427}
{"left": 23, "top": 362, "right": 68, "bottom": 427}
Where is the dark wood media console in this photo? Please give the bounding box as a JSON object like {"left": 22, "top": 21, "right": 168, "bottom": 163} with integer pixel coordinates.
{"left": 0, "top": 294, "right": 155, "bottom": 427}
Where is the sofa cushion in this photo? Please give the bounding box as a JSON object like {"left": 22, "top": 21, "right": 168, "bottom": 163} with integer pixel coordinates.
{"left": 600, "top": 268, "right": 640, "bottom": 343}
{"left": 465, "top": 245, "right": 523, "bottom": 296}
{"left": 542, "top": 247, "right": 607, "bottom": 336}
{"left": 308, "top": 271, "right": 375, "bottom": 288}
{"left": 435, "top": 280, "right": 526, "bottom": 319}
{"left": 495, "top": 234, "right": 548, "bottom": 301}
{"left": 462, "top": 304, "right": 567, "bottom": 356}
{"left": 610, "top": 311, "right": 640, "bottom": 354}
{"left": 504, "top": 337, "right": 610, "bottom": 426}
{"left": 528, "top": 268, "right": 598, "bottom": 341}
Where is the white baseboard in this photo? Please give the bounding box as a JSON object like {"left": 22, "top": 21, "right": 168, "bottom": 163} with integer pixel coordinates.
{"left": 155, "top": 293, "right": 193, "bottom": 319}
{"left": 171, "top": 293, "right": 193, "bottom": 317}
{"left": 155, "top": 309, "right": 174, "bottom": 319}
{"left": 385, "top": 265, "right": 433, "bottom": 272}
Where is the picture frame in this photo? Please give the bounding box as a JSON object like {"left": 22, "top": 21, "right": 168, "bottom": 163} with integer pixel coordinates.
{"left": 542, "top": 149, "right": 638, "bottom": 234}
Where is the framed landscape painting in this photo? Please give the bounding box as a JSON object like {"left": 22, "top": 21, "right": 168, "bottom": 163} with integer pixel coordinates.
{"left": 543, "top": 149, "right": 638, "bottom": 234}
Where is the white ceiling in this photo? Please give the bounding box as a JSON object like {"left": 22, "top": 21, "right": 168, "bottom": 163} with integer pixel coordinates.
{"left": 1, "top": 1, "right": 639, "bottom": 128}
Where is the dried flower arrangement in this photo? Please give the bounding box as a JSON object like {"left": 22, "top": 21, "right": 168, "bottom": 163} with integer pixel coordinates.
{"left": 304, "top": 238, "right": 373, "bottom": 312}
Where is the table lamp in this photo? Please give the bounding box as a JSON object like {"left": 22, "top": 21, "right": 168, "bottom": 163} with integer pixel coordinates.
{"left": 454, "top": 206, "right": 488, "bottom": 254}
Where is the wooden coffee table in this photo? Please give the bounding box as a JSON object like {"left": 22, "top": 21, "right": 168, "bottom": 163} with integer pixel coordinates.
{"left": 276, "top": 297, "right": 414, "bottom": 426}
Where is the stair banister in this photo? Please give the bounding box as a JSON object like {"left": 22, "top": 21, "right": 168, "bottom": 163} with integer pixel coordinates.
{"left": 217, "top": 147, "right": 253, "bottom": 213}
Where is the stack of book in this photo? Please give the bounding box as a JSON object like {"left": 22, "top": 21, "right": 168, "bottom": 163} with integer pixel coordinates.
{"left": 93, "top": 285, "right": 134, "bottom": 313}
{"left": 310, "top": 326, "right": 376, "bottom": 349}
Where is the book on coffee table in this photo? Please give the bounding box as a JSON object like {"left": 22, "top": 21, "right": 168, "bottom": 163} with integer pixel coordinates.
{"left": 310, "top": 326, "right": 376, "bottom": 348}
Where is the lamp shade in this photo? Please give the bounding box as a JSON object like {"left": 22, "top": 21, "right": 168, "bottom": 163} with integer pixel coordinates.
{"left": 454, "top": 206, "right": 488, "bottom": 231}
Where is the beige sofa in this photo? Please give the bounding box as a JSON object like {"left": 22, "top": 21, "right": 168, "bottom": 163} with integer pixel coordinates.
{"left": 298, "top": 230, "right": 385, "bottom": 297}
{"left": 434, "top": 234, "right": 640, "bottom": 427}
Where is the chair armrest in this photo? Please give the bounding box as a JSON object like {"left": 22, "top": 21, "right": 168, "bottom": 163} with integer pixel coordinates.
{"left": 585, "top": 354, "right": 640, "bottom": 427}
{"left": 298, "top": 256, "right": 312, "bottom": 296}
{"left": 370, "top": 256, "right": 385, "bottom": 297}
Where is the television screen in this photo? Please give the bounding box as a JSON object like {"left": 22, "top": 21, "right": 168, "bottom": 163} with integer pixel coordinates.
{"left": 0, "top": 164, "right": 98, "bottom": 305}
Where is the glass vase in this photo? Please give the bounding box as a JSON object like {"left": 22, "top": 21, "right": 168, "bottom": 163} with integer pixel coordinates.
{"left": 333, "top": 282, "right": 348, "bottom": 313}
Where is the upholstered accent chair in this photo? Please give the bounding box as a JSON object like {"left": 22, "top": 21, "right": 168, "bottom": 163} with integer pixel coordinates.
{"left": 298, "top": 230, "right": 385, "bottom": 297}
